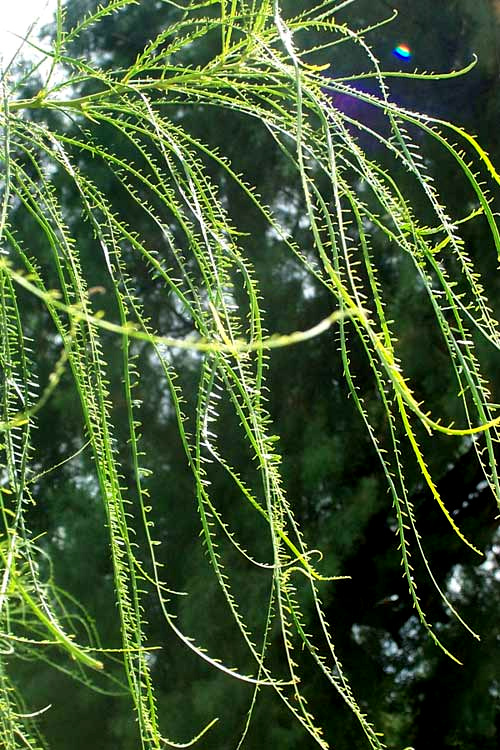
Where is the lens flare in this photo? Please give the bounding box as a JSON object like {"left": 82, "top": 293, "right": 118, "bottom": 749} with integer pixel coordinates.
{"left": 393, "top": 43, "right": 412, "bottom": 60}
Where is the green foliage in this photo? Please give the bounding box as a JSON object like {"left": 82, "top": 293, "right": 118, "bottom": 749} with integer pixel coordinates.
{"left": 1, "top": 1, "right": 499, "bottom": 747}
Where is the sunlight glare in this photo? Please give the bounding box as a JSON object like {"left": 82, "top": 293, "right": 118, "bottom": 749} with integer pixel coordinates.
{"left": 0, "top": 0, "right": 57, "bottom": 65}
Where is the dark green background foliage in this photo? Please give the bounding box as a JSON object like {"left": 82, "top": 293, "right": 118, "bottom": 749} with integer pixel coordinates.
{"left": 2, "top": 1, "right": 500, "bottom": 748}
